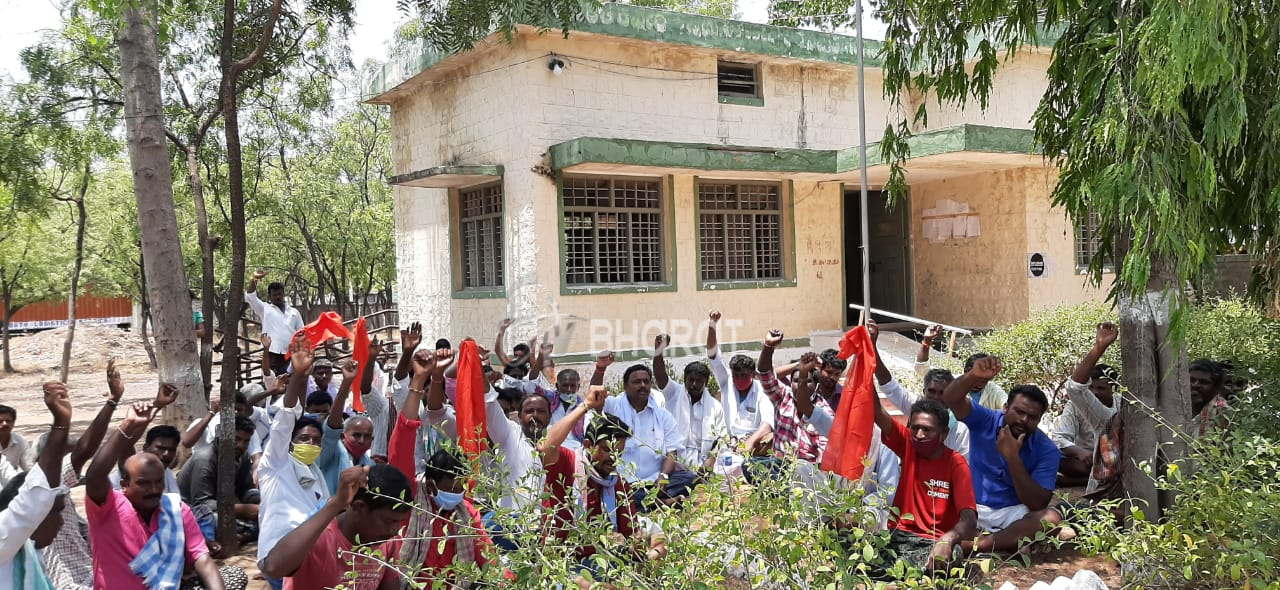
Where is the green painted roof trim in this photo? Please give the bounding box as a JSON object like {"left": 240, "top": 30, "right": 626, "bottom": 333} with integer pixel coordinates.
{"left": 837, "top": 123, "right": 1039, "bottom": 168}
{"left": 550, "top": 137, "right": 841, "bottom": 173}
{"left": 368, "top": 4, "right": 881, "bottom": 98}
{"left": 550, "top": 125, "right": 1039, "bottom": 173}
{"left": 573, "top": 4, "right": 881, "bottom": 67}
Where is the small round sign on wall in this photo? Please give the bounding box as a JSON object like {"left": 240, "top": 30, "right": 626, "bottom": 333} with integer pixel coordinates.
{"left": 1028, "top": 253, "right": 1046, "bottom": 278}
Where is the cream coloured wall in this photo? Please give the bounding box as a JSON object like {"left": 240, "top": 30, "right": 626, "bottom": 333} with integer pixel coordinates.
{"left": 909, "top": 168, "right": 1032, "bottom": 328}
{"left": 511, "top": 33, "right": 893, "bottom": 161}
{"left": 388, "top": 33, "right": 872, "bottom": 348}
{"left": 393, "top": 186, "right": 455, "bottom": 338}
{"left": 915, "top": 51, "right": 1052, "bottom": 133}
{"left": 1022, "top": 167, "right": 1113, "bottom": 312}
{"left": 386, "top": 31, "right": 1099, "bottom": 349}
{"left": 529, "top": 175, "right": 846, "bottom": 354}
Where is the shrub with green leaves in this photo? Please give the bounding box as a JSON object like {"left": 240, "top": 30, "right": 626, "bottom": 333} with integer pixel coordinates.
{"left": 960, "top": 302, "right": 1119, "bottom": 402}
{"left": 350, "top": 455, "right": 1028, "bottom": 589}
{"left": 959, "top": 298, "right": 1279, "bottom": 400}
{"left": 1071, "top": 382, "right": 1280, "bottom": 589}
{"left": 1184, "top": 297, "right": 1280, "bottom": 382}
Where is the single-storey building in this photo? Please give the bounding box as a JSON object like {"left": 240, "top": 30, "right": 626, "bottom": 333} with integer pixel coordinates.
{"left": 367, "top": 4, "right": 1108, "bottom": 361}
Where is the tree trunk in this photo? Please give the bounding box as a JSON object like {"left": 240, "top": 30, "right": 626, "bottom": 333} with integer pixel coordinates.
{"left": 60, "top": 167, "right": 91, "bottom": 383}
{"left": 139, "top": 306, "right": 158, "bottom": 369}
{"left": 136, "top": 250, "right": 159, "bottom": 369}
{"left": 2, "top": 293, "right": 13, "bottom": 374}
{"left": 118, "top": 1, "right": 203, "bottom": 423}
{"left": 1118, "top": 256, "right": 1191, "bottom": 522}
{"left": 186, "top": 144, "right": 218, "bottom": 390}
{"left": 212, "top": 0, "right": 284, "bottom": 555}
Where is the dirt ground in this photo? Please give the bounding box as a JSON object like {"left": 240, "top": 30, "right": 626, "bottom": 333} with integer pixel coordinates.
{"left": 0, "top": 325, "right": 1123, "bottom": 589}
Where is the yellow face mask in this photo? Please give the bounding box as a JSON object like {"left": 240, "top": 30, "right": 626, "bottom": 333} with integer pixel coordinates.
{"left": 291, "top": 443, "right": 321, "bottom": 466}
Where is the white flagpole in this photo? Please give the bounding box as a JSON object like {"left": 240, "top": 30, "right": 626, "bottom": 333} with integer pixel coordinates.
{"left": 855, "top": 0, "right": 872, "bottom": 326}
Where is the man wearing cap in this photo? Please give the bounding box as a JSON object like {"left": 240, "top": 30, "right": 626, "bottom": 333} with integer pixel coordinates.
{"left": 306, "top": 358, "right": 339, "bottom": 402}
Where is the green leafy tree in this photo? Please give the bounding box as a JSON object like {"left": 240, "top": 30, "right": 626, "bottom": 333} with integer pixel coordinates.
{"left": 867, "top": 0, "right": 1280, "bottom": 518}
{"left": 0, "top": 212, "right": 72, "bottom": 373}
{"left": 246, "top": 95, "right": 394, "bottom": 319}
{"left": 19, "top": 21, "right": 124, "bottom": 381}
{"left": 630, "top": 0, "right": 738, "bottom": 19}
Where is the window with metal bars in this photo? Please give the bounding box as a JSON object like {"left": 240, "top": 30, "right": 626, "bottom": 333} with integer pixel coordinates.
{"left": 717, "top": 61, "right": 759, "bottom": 98}
{"left": 562, "top": 176, "right": 666, "bottom": 286}
{"left": 698, "top": 182, "right": 785, "bottom": 282}
{"left": 458, "top": 183, "right": 504, "bottom": 289}
{"left": 1074, "top": 210, "right": 1111, "bottom": 272}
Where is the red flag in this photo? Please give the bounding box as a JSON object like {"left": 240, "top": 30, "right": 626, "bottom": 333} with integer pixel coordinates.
{"left": 455, "top": 338, "right": 489, "bottom": 460}
{"left": 350, "top": 317, "right": 369, "bottom": 413}
{"left": 819, "top": 325, "right": 878, "bottom": 482}
{"left": 287, "top": 311, "right": 352, "bottom": 358}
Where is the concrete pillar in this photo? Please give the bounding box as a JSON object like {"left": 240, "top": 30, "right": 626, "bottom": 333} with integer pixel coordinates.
{"left": 502, "top": 159, "right": 558, "bottom": 343}
{"left": 393, "top": 186, "right": 454, "bottom": 339}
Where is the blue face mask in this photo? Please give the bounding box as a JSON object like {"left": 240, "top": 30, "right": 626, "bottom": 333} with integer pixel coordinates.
{"left": 948, "top": 409, "right": 958, "bottom": 433}
{"left": 303, "top": 412, "right": 324, "bottom": 422}
{"left": 434, "top": 489, "right": 465, "bottom": 511}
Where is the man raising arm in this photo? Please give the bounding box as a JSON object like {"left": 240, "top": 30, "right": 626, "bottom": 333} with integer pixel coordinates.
{"left": 943, "top": 357, "right": 1060, "bottom": 553}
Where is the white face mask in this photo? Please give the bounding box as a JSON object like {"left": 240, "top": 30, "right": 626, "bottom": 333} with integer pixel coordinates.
{"left": 559, "top": 392, "right": 578, "bottom": 404}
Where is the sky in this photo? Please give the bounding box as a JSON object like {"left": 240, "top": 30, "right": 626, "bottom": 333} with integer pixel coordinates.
{"left": 0, "top": 0, "right": 411, "bottom": 84}
{"left": 0, "top": 0, "right": 882, "bottom": 90}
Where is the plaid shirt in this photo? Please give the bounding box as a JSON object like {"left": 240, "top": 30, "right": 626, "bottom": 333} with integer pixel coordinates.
{"left": 757, "top": 370, "right": 838, "bottom": 463}
{"left": 41, "top": 460, "right": 93, "bottom": 590}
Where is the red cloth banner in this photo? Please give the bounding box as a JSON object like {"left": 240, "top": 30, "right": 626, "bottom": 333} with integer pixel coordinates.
{"left": 819, "top": 325, "right": 878, "bottom": 482}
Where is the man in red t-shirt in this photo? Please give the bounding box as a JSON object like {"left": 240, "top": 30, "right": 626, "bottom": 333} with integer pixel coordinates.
{"left": 538, "top": 383, "right": 607, "bottom": 541}
{"left": 803, "top": 344, "right": 977, "bottom": 575}
{"left": 866, "top": 338, "right": 978, "bottom": 573}
{"left": 260, "top": 464, "right": 413, "bottom": 589}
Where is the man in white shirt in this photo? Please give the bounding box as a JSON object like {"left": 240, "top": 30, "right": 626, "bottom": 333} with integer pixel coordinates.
{"left": 592, "top": 360, "right": 695, "bottom": 510}
{"left": 914, "top": 325, "right": 1007, "bottom": 411}
{"left": 181, "top": 389, "right": 266, "bottom": 461}
{"left": 0, "top": 382, "right": 72, "bottom": 586}
{"left": 107, "top": 425, "right": 182, "bottom": 494}
{"left": 246, "top": 269, "right": 305, "bottom": 375}
{"left": 1055, "top": 323, "right": 1121, "bottom": 491}
{"left": 0, "top": 404, "right": 32, "bottom": 475}
{"left": 256, "top": 336, "right": 330, "bottom": 589}
{"left": 652, "top": 334, "right": 725, "bottom": 474}
{"left": 705, "top": 311, "right": 778, "bottom": 487}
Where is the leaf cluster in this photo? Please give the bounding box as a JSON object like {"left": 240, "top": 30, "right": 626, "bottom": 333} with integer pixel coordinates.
{"left": 874, "top": 0, "right": 1280, "bottom": 334}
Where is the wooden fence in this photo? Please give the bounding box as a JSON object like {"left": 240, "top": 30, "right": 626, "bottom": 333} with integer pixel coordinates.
{"left": 215, "top": 305, "right": 399, "bottom": 388}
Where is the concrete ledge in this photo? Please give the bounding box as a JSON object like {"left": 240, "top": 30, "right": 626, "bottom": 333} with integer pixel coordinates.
{"left": 389, "top": 165, "right": 504, "bottom": 189}
{"left": 549, "top": 125, "right": 1040, "bottom": 177}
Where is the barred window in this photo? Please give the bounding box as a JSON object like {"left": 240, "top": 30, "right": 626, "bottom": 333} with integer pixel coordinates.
{"left": 458, "top": 183, "right": 504, "bottom": 289}
{"left": 699, "top": 182, "right": 784, "bottom": 281}
{"left": 562, "top": 176, "right": 665, "bottom": 286}
{"left": 717, "top": 61, "right": 759, "bottom": 98}
{"left": 1074, "top": 210, "right": 1109, "bottom": 272}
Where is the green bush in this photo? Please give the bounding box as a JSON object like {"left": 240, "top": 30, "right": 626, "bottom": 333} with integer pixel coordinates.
{"left": 1072, "top": 382, "right": 1280, "bottom": 589}
{"left": 961, "top": 298, "right": 1280, "bottom": 398}
{"left": 1184, "top": 297, "right": 1280, "bottom": 381}
{"left": 962, "top": 302, "right": 1119, "bottom": 400}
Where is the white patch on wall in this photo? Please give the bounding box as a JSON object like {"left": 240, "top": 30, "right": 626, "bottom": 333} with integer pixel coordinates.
{"left": 922, "top": 198, "right": 981, "bottom": 242}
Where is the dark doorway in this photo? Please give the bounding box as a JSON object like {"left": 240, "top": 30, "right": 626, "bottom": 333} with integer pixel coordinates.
{"left": 844, "top": 189, "right": 912, "bottom": 326}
